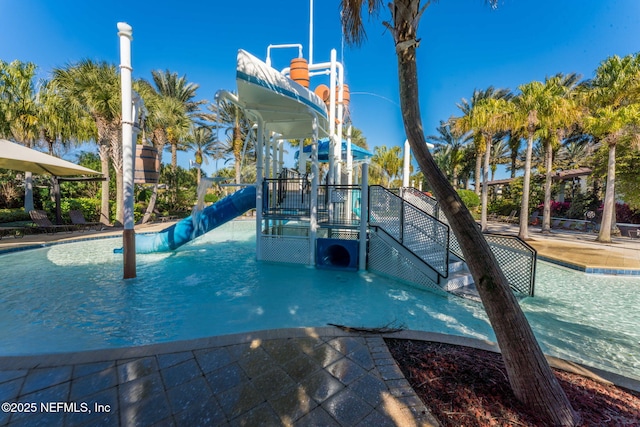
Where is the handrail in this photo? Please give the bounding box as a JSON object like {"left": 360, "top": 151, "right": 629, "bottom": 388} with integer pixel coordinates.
{"left": 369, "top": 186, "right": 450, "bottom": 279}
{"left": 398, "top": 187, "right": 536, "bottom": 297}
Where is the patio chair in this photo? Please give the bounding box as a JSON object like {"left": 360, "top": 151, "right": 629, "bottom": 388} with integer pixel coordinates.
{"left": 69, "top": 210, "right": 102, "bottom": 231}
{"left": 29, "top": 210, "right": 72, "bottom": 234}
{"left": 528, "top": 211, "right": 540, "bottom": 226}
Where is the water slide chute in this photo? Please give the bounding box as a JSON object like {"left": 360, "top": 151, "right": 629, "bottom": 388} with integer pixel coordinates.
{"left": 130, "top": 186, "right": 256, "bottom": 253}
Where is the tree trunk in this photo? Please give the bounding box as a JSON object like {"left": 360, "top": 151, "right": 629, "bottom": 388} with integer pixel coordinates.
{"left": 99, "top": 144, "right": 111, "bottom": 225}
{"left": 109, "top": 126, "right": 124, "bottom": 227}
{"left": 393, "top": 6, "right": 577, "bottom": 424}
{"left": 518, "top": 133, "right": 534, "bottom": 240}
{"left": 597, "top": 142, "right": 616, "bottom": 243}
{"left": 474, "top": 152, "right": 482, "bottom": 196}
{"left": 481, "top": 135, "right": 490, "bottom": 231}
{"left": 541, "top": 145, "right": 553, "bottom": 234}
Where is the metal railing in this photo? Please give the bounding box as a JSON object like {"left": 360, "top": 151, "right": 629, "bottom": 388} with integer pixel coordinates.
{"left": 317, "top": 185, "right": 362, "bottom": 227}
{"left": 369, "top": 186, "right": 450, "bottom": 278}
{"left": 398, "top": 187, "right": 536, "bottom": 297}
{"left": 263, "top": 171, "right": 311, "bottom": 218}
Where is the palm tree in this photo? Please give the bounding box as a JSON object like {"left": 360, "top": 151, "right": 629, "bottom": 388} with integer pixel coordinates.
{"left": 341, "top": 2, "right": 578, "bottom": 425}
{"left": 371, "top": 145, "right": 402, "bottom": 186}
{"left": 151, "top": 70, "right": 202, "bottom": 171}
{"left": 185, "top": 125, "right": 220, "bottom": 185}
{"left": 583, "top": 54, "right": 640, "bottom": 243}
{"left": 453, "top": 97, "right": 512, "bottom": 231}
{"left": 427, "top": 120, "right": 471, "bottom": 188}
{"left": 489, "top": 137, "right": 509, "bottom": 181}
{"left": 538, "top": 74, "right": 583, "bottom": 234}
{"left": 53, "top": 60, "right": 121, "bottom": 225}
{"left": 508, "top": 80, "right": 552, "bottom": 240}
{"left": 203, "top": 99, "right": 253, "bottom": 183}
{"left": 0, "top": 60, "right": 40, "bottom": 212}
{"left": 456, "top": 87, "right": 512, "bottom": 196}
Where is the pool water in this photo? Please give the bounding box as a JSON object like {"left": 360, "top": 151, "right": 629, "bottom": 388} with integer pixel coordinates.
{"left": 0, "top": 221, "right": 638, "bottom": 381}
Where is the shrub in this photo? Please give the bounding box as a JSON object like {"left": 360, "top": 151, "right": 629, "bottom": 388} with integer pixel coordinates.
{"left": 204, "top": 193, "right": 220, "bottom": 204}
{"left": 0, "top": 208, "right": 30, "bottom": 223}
{"left": 42, "top": 198, "right": 100, "bottom": 223}
{"left": 457, "top": 189, "right": 480, "bottom": 209}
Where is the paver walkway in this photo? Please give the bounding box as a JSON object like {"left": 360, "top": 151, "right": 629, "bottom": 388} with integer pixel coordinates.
{"left": 0, "top": 328, "right": 439, "bottom": 427}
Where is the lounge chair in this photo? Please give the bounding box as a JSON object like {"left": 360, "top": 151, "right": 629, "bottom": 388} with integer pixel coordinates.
{"left": 528, "top": 211, "right": 540, "bottom": 225}
{"left": 69, "top": 210, "right": 102, "bottom": 231}
{"left": 29, "top": 210, "right": 72, "bottom": 234}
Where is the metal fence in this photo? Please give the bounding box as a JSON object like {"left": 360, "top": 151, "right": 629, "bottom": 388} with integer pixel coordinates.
{"left": 317, "top": 185, "right": 362, "bottom": 227}
{"left": 398, "top": 187, "right": 536, "bottom": 297}
{"left": 369, "top": 186, "right": 450, "bottom": 278}
{"left": 263, "top": 177, "right": 311, "bottom": 218}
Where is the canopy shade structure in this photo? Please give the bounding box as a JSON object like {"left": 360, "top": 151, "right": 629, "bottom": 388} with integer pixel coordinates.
{"left": 236, "top": 49, "right": 329, "bottom": 139}
{"left": 0, "top": 139, "right": 101, "bottom": 176}
{"left": 296, "top": 138, "right": 373, "bottom": 163}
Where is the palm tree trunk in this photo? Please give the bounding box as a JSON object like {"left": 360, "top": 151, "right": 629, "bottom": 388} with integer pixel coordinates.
{"left": 597, "top": 143, "right": 616, "bottom": 243}
{"left": 393, "top": 4, "right": 577, "bottom": 424}
{"left": 24, "top": 172, "right": 34, "bottom": 212}
{"left": 518, "top": 134, "right": 534, "bottom": 240}
{"left": 541, "top": 146, "right": 553, "bottom": 234}
{"left": 481, "top": 137, "right": 490, "bottom": 231}
{"left": 99, "top": 144, "right": 110, "bottom": 225}
{"left": 474, "top": 153, "right": 482, "bottom": 195}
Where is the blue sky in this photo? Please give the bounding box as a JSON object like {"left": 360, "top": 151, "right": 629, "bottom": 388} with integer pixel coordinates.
{"left": 2, "top": 0, "right": 640, "bottom": 179}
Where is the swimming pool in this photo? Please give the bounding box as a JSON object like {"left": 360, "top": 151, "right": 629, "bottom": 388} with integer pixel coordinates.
{"left": 0, "top": 220, "right": 638, "bottom": 381}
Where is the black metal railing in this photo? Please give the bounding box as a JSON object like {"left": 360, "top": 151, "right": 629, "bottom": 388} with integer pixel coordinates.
{"left": 317, "top": 185, "right": 362, "bottom": 227}
{"left": 398, "top": 187, "right": 536, "bottom": 297}
{"left": 263, "top": 171, "right": 311, "bottom": 218}
{"left": 369, "top": 186, "right": 450, "bottom": 278}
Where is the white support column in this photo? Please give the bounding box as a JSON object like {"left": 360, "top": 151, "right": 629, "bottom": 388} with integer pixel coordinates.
{"left": 310, "top": 116, "right": 319, "bottom": 266}
{"left": 298, "top": 139, "right": 307, "bottom": 174}
{"left": 255, "top": 117, "right": 264, "bottom": 260}
{"left": 118, "top": 22, "right": 135, "bottom": 280}
{"left": 403, "top": 139, "right": 411, "bottom": 188}
{"left": 359, "top": 162, "right": 369, "bottom": 271}
{"left": 327, "top": 49, "right": 337, "bottom": 186}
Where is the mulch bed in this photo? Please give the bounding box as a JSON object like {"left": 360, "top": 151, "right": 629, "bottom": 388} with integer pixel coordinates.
{"left": 386, "top": 339, "right": 640, "bottom": 426}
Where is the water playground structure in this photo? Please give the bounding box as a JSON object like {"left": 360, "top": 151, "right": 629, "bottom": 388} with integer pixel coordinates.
{"left": 126, "top": 40, "right": 536, "bottom": 301}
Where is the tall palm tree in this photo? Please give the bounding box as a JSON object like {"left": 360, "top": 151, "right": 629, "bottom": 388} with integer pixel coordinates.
{"left": 185, "top": 125, "right": 220, "bottom": 185}
{"left": 583, "top": 54, "right": 640, "bottom": 243}
{"left": 453, "top": 97, "right": 512, "bottom": 231}
{"left": 427, "top": 120, "right": 471, "bottom": 188}
{"left": 489, "top": 137, "right": 509, "bottom": 181}
{"left": 371, "top": 145, "right": 402, "bottom": 186}
{"left": 151, "top": 70, "right": 203, "bottom": 173}
{"left": 0, "top": 60, "right": 40, "bottom": 212}
{"left": 538, "top": 73, "right": 583, "bottom": 234}
{"left": 456, "top": 86, "right": 512, "bottom": 196}
{"left": 508, "top": 80, "right": 552, "bottom": 240}
{"left": 203, "top": 99, "right": 253, "bottom": 183}
{"left": 341, "top": 2, "right": 578, "bottom": 424}
{"left": 53, "top": 60, "right": 121, "bottom": 225}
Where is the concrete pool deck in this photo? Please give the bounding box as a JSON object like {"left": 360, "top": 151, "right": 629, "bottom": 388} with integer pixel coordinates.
{"left": 1, "top": 220, "right": 639, "bottom": 426}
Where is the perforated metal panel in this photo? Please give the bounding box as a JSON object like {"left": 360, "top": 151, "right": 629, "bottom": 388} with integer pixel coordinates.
{"left": 368, "top": 232, "right": 443, "bottom": 293}
{"left": 260, "top": 235, "right": 310, "bottom": 265}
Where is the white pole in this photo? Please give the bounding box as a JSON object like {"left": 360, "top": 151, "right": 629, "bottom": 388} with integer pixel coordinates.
{"left": 256, "top": 117, "right": 264, "bottom": 260}
{"left": 346, "top": 125, "right": 353, "bottom": 186}
{"left": 328, "top": 49, "right": 337, "bottom": 185}
{"left": 309, "top": 0, "right": 314, "bottom": 65}
{"left": 118, "top": 22, "right": 135, "bottom": 279}
{"left": 403, "top": 139, "right": 411, "bottom": 188}
{"left": 359, "top": 162, "right": 369, "bottom": 271}
{"left": 310, "top": 116, "right": 319, "bottom": 265}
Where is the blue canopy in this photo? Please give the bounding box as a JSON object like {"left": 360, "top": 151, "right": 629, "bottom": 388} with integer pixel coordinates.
{"left": 295, "top": 138, "right": 373, "bottom": 163}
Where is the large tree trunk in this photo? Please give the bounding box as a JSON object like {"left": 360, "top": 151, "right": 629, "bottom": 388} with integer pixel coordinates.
{"left": 541, "top": 145, "right": 553, "bottom": 234}
{"left": 24, "top": 171, "right": 34, "bottom": 212}
{"left": 392, "top": 3, "right": 578, "bottom": 424}
{"left": 518, "top": 133, "right": 534, "bottom": 240}
{"left": 597, "top": 142, "right": 616, "bottom": 243}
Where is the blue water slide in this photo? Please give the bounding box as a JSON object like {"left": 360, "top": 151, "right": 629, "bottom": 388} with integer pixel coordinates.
{"left": 132, "top": 186, "right": 256, "bottom": 253}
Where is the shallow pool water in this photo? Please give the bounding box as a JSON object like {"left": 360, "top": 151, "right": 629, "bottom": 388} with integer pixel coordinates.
{"left": 0, "top": 220, "right": 638, "bottom": 380}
